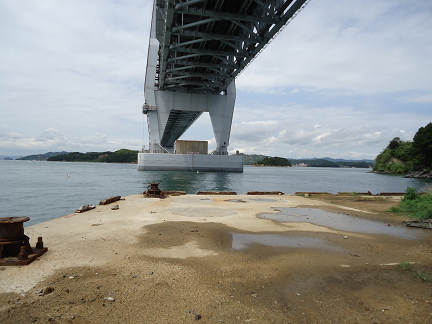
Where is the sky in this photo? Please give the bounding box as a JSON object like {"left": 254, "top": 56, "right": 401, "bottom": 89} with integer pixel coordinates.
{"left": 1, "top": 0, "right": 431, "bottom": 160}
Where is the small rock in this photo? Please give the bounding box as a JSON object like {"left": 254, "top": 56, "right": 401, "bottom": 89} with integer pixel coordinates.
{"left": 343, "top": 236, "right": 348, "bottom": 239}
{"left": 149, "top": 272, "right": 154, "bottom": 275}
{"left": 132, "top": 275, "right": 137, "bottom": 278}
{"left": 189, "top": 310, "right": 202, "bottom": 320}
{"left": 111, "top": 205, "right": 119, "bottom": 210}
{"left": 56, "top": 313, "right": 62, "bottom": 317}
{"left": 104, "top": 297, "right": 115, "bottom": 302}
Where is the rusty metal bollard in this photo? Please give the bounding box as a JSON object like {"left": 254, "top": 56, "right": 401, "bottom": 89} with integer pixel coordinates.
{"left": 18, "top": 246, "right": 28, "bottom": 261}
{"left": 0, "top": 217, "right": 48, "bottom": 266}
{"left": 0, "top": 217, "right": 32, "bottom": 259}
{"left": 36, "top": 236, "right": 44, "bottom": 249}
{"left": 144, "top": 182, "right": 165, "bottom": 198}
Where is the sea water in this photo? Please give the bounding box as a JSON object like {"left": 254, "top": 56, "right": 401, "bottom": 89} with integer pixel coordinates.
{"left": 0, "top": 160, "right": 430, "bottom": 226}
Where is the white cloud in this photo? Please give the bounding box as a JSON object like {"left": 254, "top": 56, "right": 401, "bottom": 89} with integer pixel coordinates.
{"left": 0, "top": 0, "right": 149, "bottom": 155}
{"left": 237, "top": 0, "right": 432, "bottom": 96}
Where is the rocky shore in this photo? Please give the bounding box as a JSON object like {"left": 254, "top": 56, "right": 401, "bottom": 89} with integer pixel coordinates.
{"left": 370, "top": 169, "right": 432, "bottom": 179}
{"left": 404, "top": 170, "right": 432, "bottom": 179}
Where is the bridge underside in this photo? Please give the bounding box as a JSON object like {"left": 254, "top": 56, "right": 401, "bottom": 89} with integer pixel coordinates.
{"left": 161, "top": 110, "right": 202, "bottom": 148}
{"left": 143, "top": 0, "right": 309, "bottom": 158}
{"left": 154, "top": 0, "right": 309, "bottom": 95}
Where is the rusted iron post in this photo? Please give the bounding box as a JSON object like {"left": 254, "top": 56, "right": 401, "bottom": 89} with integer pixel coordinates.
{"left": 0, "top": 217, "right": 48, "bottom": 266}
{"left": 0, "top": 217, "right": 32, "bottom": 259}
{"left": 144, "top": 183, "right": 165, "bottom": 198}
{"left": 36, "top": 236, "right": 44, "bottom": 249}
{"left": 18, "top": 246, "right": 28, "bottom": 261}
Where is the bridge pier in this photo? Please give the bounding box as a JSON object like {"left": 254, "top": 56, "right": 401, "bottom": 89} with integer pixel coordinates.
{"left": 151, "top": 81, "right": 235, "bottom": 155}
{"left": 139, "top": 0, "right": 309, "bottom": 172}
{"left": 139, "top": 81, "right": 242, "bottom": 172}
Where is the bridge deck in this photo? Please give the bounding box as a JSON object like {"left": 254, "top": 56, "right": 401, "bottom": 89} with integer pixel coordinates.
{"left": 155, "top": 0, "right": 309, "bottom": 95}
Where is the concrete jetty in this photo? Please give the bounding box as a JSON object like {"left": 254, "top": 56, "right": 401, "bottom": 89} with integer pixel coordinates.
{"left": 1, "top": 194, "right": 431, "bottom": 323}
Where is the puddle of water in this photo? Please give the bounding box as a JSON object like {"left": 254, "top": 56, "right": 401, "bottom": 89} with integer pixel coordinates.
{"left": 231, "top": 233, "right": 340, "bottom": 251}
{"left": 259, "top": 208, "right": 417, "bottom": 239}
{"left": 250, "top": 198, "right": 277, "bottom": 202}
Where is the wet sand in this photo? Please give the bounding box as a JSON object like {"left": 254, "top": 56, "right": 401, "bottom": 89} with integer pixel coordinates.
{"left": 1, "top": 194, "right": 431, "bottom": 323}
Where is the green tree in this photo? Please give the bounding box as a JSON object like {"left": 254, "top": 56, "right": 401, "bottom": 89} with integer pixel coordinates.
{"left": 413, "top": 122, "right": 432, "bottom": 168}
{"left": 388, "top": 137, "right": 401, "bottom": 150}
{"left": 373, "top": 139, "right": 412, "bottom": 173}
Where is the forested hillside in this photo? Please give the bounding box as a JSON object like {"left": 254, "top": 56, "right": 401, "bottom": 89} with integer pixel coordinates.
{"left": 373, "top": 122, "right": 432, "bottom": 175}
{"left": 47, "top": 149, "right": 138, "bottom": 163}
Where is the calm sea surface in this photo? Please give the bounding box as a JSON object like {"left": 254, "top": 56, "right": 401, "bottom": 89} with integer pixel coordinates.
{"left": 0, "top": 160, "right": 430, "bottom": 227}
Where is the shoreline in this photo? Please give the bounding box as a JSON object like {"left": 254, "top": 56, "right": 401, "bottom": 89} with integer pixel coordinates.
{"left": 371, "top": 169, "right": 432, "bottom": 179}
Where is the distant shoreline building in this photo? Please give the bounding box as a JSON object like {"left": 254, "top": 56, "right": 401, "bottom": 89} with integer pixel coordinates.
{"left": 293, "top": 163, "right": 308, "bottom": 167}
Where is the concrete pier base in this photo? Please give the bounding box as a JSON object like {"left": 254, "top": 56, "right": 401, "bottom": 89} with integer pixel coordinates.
{"left": 137, "top": 153, "right": 243, "bottom": 172}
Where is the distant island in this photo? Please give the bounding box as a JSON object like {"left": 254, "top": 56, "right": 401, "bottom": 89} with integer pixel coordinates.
{"left": 47, "top": 149, "right": 138, "bottom": 164}
{"left": 289, "top": 158, "right": 373, "bottom": 168}
{"left": 253, "top": 156, "right": 292, "bottom": 167}
{"left": 15, "top": 151, "right": 68, "bottom": 161}
{"left": 241, "top": 154, "right": 373, "bottom": 168}
{"left": 373, "top": 122, "right": 432, "bottom": 178}
{"left": 11, "top": 150, "right": 375, "bottom": 168}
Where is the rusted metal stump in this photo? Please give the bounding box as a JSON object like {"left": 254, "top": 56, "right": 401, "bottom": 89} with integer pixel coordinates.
{"left": 144, "top": 182, "right": 165, "bottom": 198}
{"left": 0, "top": 217, "right": 48, "bottom": 266}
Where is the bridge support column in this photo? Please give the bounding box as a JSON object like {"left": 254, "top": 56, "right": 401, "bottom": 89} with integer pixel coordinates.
{"left": 151, "top": 80, "right": 236, "bottom": 155}
{"left": 209, "top": 82, "right": 235, "bottom": 155}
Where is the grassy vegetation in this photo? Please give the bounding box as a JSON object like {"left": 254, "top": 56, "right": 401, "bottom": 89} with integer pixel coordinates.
{"left": 296, "top": 193, "right": 312, "bottom": 198}
{"left": 348, "top": 192, "right": 360, "bottom": 196}
{"left": 399, "top": 262, "right": 412, "bottom": 271}
{"left": 388, "top": 187, "right": 432, "bottom": 219}
{"left": 417, "top": 268, "right": 430, "bottom": 282}
{"left": 398, "top": 262, "right": 430, "bottom": 282}
{"left": 373, "top": 197, "right": 387, "bottom": 201}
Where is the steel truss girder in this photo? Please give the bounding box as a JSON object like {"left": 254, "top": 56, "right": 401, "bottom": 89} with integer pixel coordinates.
{"left": 174, "top": 8, "right": 277, "bottom": 24}
{"left": 167, "top": 71, "right": 226, "bottom": 80}
{"left": 154, "top": 0, "right": 309, "bottom": 93}
{"left": 170, "top": 31, "right": 261, "bottom": 46}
